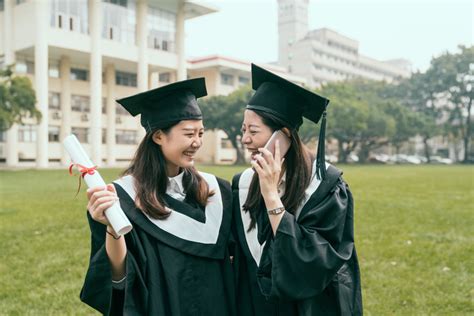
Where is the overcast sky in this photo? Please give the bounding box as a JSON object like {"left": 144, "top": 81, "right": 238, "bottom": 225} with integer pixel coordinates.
{"left": 186, "top": 0, "right": 473, "bottom": 72}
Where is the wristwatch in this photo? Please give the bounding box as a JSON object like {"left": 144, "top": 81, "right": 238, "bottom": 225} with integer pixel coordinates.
{"left": 267, "top": 206, "right": 285, "bottom": 215}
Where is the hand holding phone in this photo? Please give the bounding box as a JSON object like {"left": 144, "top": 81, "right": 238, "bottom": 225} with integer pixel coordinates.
{"left": 253, "top": 130, "right": 291, "bottom": 162}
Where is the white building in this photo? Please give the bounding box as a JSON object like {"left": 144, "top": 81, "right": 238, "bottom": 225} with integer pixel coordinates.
{"left": 188, "top": 55, "right": 306, "bottom": 96}
{"left": 0, "top": 0, "right": 216, "bottom": 168}
{"left": 277, "top": 0, "right": 412, "bottom": 87}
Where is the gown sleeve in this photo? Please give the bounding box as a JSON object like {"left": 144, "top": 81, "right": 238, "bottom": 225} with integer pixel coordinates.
{"left": 80, "top": 212, "right": 149, "bottom": 315}
{"left": 256, "top": 178, "right": 355, "bottom": 301}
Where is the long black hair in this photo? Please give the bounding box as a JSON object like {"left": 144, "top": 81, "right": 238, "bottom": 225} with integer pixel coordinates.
{"left": 242, "top": 110, "right": 314, "bottom": 230}
{"left": 122, "top": 123, "right": 213, "bottom": 219}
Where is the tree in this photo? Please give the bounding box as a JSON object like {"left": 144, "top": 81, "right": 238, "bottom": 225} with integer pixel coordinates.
{"left": 317, "top": 81, "right": 367, "bottom": 163}
{"left": 297, "top": 118, "right": 320, "bottom": 144}
{"left": 352, "top": 81, "right": 397, "bottom": 163}
{"left": 0, "top": 66, "right": 40, "bottom": 131}
{"left": 357, "top": 102, "right": 396, "bottom": 163}
{"left": 385, "top": 71, "right": 440, "bottom": 162}
{"left": 385, "top": 101, "right": 421, "bottom": 155}
{"left": 428, "top": 45, "right": 474, "bottom": 163}
{"left": 388, "top": 46, "right": 474, "bottom": 163}
{"left": 319, "top": 80, "right": 400, "bottom": 163}
{"left": 200, "top": 85, "right": 253, "bottom": 164}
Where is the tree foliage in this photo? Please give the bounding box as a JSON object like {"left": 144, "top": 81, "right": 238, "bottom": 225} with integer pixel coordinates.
{"left": 387, "top": 45, "right": 473, "bottom": 162}
{"left": 0, "top": 66, "right": 40, "bottom": 131}
{"left": 428, "top": 45, "right": 473, "bottom": 162}
{"left": 318, "top": 80, "right": 405, "bottom": 163}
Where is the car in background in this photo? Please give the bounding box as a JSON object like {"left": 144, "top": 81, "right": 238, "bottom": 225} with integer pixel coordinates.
{"left": 389, "top": 154, "right": 430, "bottom": 164}
{"left": 325, "top": 154, "right": 338, "bottom": 163}
{"left": 405, "top": 155, "right": 422, "bottom": 164}
{"left": 389, "top": 154, "right": 410, "bottom": 164}
{"left": 368, "top": 154, "right": 390, "bottom": 164}
{"left": 429, "top": 156, "right": 453, "bottom": 164}
{"left": 347, "top": 154, "right": 359, "bottom": 163}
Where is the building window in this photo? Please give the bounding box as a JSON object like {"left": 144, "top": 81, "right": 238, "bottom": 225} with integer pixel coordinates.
{"left": 153, "top": 38, "right": 159, "bottom": 49}
{"left": 159, "top": 72, "right": 171, "bottom": 83}
{"left": 71, "top": 95, "right": 90, "bottom": 112}
{"left": 116, "top": 71, "right": 137, "bottom": 87}
{"left": 15, "top": 60, "right": 34, "bottom": 74}
{"left": 71, "top": 127, "right": 89, "bottom": 143}
{"left": 102, "top": 128, "right": 107, "bottom": 144}
{"left": 71, "top": 68, "right": 88, "bottom": 81}
{"left": 116, "top": 129, "right": 137, "bottom": 144}
{"left": 48, "top": 92, "right": 61, "bottom": 110}
{"left": 162, "top": 40, "right": 169, "bottom": 51}
{"left": 48, "top": 126, "right": 60, "bottom": 142}
{"left": 102, "top": 0, "right": 135, "bottom": 44}
{"left": 238, "top": 76, "right": 250, "bottom": 85}
{"left": 50, "top": 0, "right": 88, "bottom": 34}
{"left": 18, "top": 124, "right": 37, "bottom": 142}
{"left": 104, "top": 0, "right": 127, "bottom": 8}
{"left": 221, "top": 73, "right": 234, "bottom": 86}
{"left": 147, "top": 7, "right": 176, "bottom": 52}
{"left": 15, "top": 0, "right": 26, "bottom": 5}
{"left": 220, "top": 138, "right": 234, "bottom": 149}
{"left": 102, "top": 98, "right": 107, "bottom": 114}
{"left": 116, "top": 102, "right": 129, "bottom": 116}
{"left": 0, "top": 130, "right": 5, "bottom": 142}
{"left": 49, "top": 63, "right": 60, "bottom": 78}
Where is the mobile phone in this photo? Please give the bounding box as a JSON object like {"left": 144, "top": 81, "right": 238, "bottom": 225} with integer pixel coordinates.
{"left": 254, "top": 130, "right": 291, "bottom": 161}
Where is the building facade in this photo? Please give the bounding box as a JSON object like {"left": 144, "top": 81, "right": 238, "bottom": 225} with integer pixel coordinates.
{"left": 0, "top": 0, "right": 215, "bottom": 168}
{"left": 277, "top": 0, "right": 411, "bottom": 86}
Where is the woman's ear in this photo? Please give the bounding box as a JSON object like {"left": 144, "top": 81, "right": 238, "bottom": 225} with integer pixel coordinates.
{"left": 152, "top": 130, "right": 164, "bottom": 145}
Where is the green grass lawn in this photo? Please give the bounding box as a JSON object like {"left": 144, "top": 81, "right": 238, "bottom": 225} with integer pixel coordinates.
{"left": 0, "top": 165, "right": 473, "bottom": 315}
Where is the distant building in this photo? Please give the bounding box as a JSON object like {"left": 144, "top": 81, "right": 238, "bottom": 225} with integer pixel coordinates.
{"left": 277, "top": 0, "right": 411, "bottom": 87}
{"left": 0, "top": 0, "right": 215, "bottom": 168}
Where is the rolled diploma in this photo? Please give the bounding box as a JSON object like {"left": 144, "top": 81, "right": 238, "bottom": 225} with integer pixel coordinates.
{"left": 63, "top": 134, "right": 133, "bottom": 236}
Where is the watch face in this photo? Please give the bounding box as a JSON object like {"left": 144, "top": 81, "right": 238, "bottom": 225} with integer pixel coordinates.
{"left": 268, "top": 207, "right": 285, "bottom": 215}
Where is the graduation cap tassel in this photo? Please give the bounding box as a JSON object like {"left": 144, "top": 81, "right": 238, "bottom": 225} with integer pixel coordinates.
{"left": 316, "top": 110, "right": 327, "bottom": 180}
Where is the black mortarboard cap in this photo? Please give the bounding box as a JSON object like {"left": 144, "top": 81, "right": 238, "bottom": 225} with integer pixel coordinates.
{"left": 247, "top": 64, "right": 330, "bottom": 179}
{"left": 116, "top": 78, "right": 207, "bottom": 132}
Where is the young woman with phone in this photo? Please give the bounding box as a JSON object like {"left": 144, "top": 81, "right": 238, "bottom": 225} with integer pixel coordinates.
{"left": 232, "top": 64, "right": 362, "bottom": 315}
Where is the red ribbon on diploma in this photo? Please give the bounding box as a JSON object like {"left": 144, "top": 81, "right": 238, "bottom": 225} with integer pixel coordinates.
{"left": 69, "top": 163, "right": 98, "bottom": 196}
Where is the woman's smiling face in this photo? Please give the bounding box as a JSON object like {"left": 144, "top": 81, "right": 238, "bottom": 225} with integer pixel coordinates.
{"left": 152, "top": 119, "right": 204, "bottom": 175}
{"left": 240, "top": 110, "right": 273, "bottom": 161}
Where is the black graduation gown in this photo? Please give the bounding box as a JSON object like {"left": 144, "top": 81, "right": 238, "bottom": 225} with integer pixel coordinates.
{"left": 80, "top": 173, "right": 236, "bottom": 316}
{"left": 232, "top": 165, "right": 363, "bottom": 316}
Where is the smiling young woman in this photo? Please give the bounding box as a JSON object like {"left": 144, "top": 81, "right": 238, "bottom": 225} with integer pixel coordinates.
{"left": 80, "top": 78, "right": 235, "bottom": 316}
{"left": 232, "top": 64, "right": 363, "bottom": 316}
